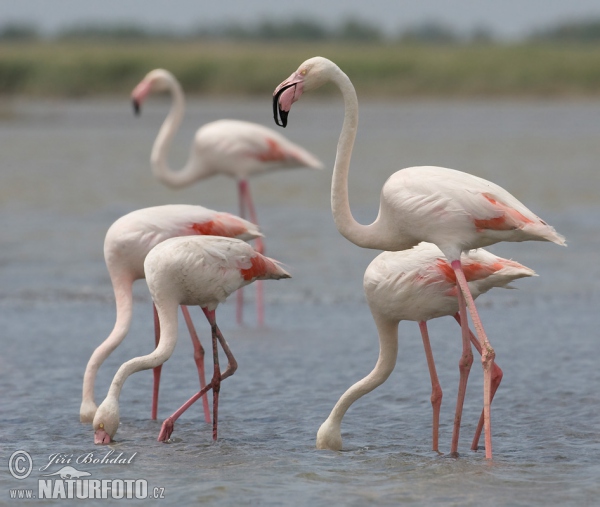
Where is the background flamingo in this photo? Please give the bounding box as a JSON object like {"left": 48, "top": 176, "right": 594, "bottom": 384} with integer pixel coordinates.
{"left": 274, "top": 56, "right": 565, "bottom": 459}
{"left": 131, "top": 68, "right": 322, "bottom": 326}
{"left": 93, "top": 235, "right": 290, "bottom": 444}
{"left": 316, "top": 243, "right": 535, "bottom": 453}
{"left": 80, "top": 204, "right": 261, "bottom": 425}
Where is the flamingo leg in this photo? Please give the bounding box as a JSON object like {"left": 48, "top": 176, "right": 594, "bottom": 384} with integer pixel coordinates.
{"left": 157, "top": 308, "right": 238, "bottom": 442}
{"left": 450, "top": 291, "right": 474, "bottom": 456}
{"left": 180, "top": 306, "right": 211, "bottom": 424}
{"left": 209, "top": 313, "right": 222, "bottom": 441}
{"left": 451, "top": 260, "right": 495, "bottom": 459}
{"left": 418, "top": 321, "right": 443, "bottom": 453}
{"left": 239, "top": 178, "right": 265, "bottom": 327}
{"left": 151, "top": 304, "right": 162, "bottom": 420}
{"left": 453, "top": 314, "right": 504, "bottom": 451}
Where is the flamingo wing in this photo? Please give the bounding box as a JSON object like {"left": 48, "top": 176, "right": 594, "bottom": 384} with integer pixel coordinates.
{"left": 195, "top": 120, "right": 323, "bottom": 175}
{"left": 389, "top": 167, "right": 566, "bottom": 247}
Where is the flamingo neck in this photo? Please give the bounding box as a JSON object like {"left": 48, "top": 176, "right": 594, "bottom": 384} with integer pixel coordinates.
{"left": 326, "top": 313, "right": 398, "bottom": 427}
{"left": 106, "top": 302, "right": 179, "bottom": 401}
{"left": 151, "top": 77, "right": 207, "bottom": 188}
{"left": 330, "top": 68, "right": 385, "bottom": 249}
{"left": 81, "top": 276, "right": 134, "bottom": 406}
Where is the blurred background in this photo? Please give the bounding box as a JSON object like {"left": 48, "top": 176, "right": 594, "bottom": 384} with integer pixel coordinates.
{"left": 1, "top": 0, "right": 599, "bottom": 295}
{"left": 3, "top": 0, "right": 600, "bottom": 97}
{"left": 1, "top": 2, "right": 599, "bottom": 506}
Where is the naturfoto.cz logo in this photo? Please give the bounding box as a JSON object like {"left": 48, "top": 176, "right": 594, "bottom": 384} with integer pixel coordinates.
{"left": 8, "top": 450, "right": 166, "bottom": 500}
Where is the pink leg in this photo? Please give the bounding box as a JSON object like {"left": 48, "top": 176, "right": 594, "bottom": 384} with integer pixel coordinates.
{"left": 181, "top": 306, "right": 211, "bottom": 424}
{"left": 472, "top": 362, "right": 503, "bottom": 451}
{"left": 451, "top": 260, "right": 495, "bottom": 459}
{"left": 240, "top": 179, "right": 265, "bottom": 327}
{"left": 453, "top": 314, "right": 504, "bottom": 450}
{"left": 450, "top": 290, "right": 474, "bottom": 456}
{"left": 203, "top": 309, "right": 239, "bottom": 440}
{"left": 158, "top": 308, "right": 238, "bottom": 442}
{"left": 151, "top": 304, "right": 162, "bottom": 420}
{"left": 418, "top": 321, "right": 443, "bottom": 453}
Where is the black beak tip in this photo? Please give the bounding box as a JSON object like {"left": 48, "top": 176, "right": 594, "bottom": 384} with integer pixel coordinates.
{"left": 278, "top": 109, "right": 289, "bottom": 128}
{"left": 132, "top": 99, "right": 140, "bottom": 116}
{"left": 273, "top": 83, "right": 297, "bottom": 128}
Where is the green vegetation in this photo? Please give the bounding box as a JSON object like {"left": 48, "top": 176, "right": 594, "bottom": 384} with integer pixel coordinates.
{"left": 2, "top": 16, "right": 600, "bottom": 99}
{"left": 2, "top": 40, "right": 600, "bottom": 98}
{"left": 531, "top": 20, "right": 600, "bottom": 43}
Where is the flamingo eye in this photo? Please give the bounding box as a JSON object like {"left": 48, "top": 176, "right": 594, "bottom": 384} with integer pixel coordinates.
{"left": 300, "top": 69, "right": 307, "bottom": 76}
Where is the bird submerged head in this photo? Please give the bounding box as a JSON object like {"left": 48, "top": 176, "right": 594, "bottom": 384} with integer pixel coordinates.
{"left": 92, "top": 397, "right": 120, "bottom": 445}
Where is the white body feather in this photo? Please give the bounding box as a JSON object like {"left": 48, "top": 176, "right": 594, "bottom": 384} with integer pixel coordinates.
{"left": 364, "top": 242, "right": 536, "bottom": 323}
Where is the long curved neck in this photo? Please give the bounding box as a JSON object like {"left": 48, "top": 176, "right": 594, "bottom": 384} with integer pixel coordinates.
{"left": 106, "top": 302, "right": 179, "bottom": 400}
{"left": 82, "top": 276, "right": 134, "bottom": 404}
{"left": 151, "top": 78, "right": 206, "bottom": 188}
{"left": 326, "top": 313, "right": 398, "bottom": 426}
{"left": 330, "top": 69, "right": 385, "bottom": 249}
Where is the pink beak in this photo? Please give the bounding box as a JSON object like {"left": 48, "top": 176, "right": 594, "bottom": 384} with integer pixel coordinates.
{"left": 131, "top": 79, "right": 152, "bottom": 116}
{"left": 94, "top": 428, "right": 112, "bottom": 445}
{"left": 273, "top": 73, "right": 305, "bottom": 128}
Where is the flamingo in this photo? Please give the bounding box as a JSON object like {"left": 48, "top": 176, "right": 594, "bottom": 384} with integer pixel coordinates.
{"left": 131, "top": 69, "right": 322, "bottom": 327}
{"left": 93, "top": 235, "right": 291, "bottom": 444}
{"left": 274, "top": 56, "right": 566, "bottom": 459}
{"left": 80, "top": 205, "right": 261, "bottom": 426}
{"left": 316, "top": 243, "right": 535, "bottom": 453}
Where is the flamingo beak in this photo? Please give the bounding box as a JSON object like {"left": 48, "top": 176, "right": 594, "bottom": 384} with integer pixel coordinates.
{"left": 94, "top": 424, "right": 112, "bottom": 445}
{"left": 273, "top": 73, "right": 305, "bottom": 128}
{"left": 130, "top": 78, "right": 152, "bottom": 117}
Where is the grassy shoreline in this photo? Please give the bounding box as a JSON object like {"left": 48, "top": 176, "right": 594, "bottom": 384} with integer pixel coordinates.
{"left": 2, "top": 41, "right": 600, "bottom": 98}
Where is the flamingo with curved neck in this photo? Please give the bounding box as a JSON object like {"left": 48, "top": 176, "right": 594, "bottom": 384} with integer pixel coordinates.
{"left": 316, "top": 243, "right": 534, "bottom": 453}
{"left": 80, "top": 205, "right": 261, "bottom": 425}
{"left": 93, "top": 235, "right": 291, "bottom": 444}
{"left": 132, "top": 69, "right": 323, "bottom": 326}
{"left": 274, "top": 56, "right": 565, "bottom": 459}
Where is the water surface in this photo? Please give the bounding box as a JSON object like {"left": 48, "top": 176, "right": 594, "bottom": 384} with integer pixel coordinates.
{"left": 0, "top": 98, "right": 598, "bottom": 505}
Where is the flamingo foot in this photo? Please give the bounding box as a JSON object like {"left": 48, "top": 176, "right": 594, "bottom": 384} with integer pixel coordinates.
{"left": 94, "top": 429, "right": 111, "bottom": 445}
{"left": 158, "top": 418, "right": 175, "bottom": 442}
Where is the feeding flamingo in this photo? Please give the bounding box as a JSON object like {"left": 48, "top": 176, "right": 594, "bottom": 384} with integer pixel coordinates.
{"left": 93, "top": 235, "right": 290, "bottom": 444}
{"left": 274, "top": 56, "right": 565, "bottom": 459}
{"left": 131, "top": 69, "right": 322, "bottom": 326}
{"left": 80, "top": 205, "right": 261, "bottom": 426}
{"left": 316, "top": 243, "right": 535, "bottom": 453}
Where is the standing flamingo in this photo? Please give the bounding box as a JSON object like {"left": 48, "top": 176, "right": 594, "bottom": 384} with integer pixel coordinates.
{"left": 80, "top": 205, "right": 261, "bottom": 426}
{"left": 316, "top": 243, "right": 535, "bottom": 453}
{"left": 274, "top": 57, "right": 565, "bottom": 459}
{"left": 93, "top": 235, "right": 290, "bottom": 444}
{"left": 132, "top": 69, "right": 322, "bottom": 326}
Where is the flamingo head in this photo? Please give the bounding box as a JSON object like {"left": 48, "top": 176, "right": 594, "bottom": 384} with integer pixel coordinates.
{"left": 131, "top": 69, "right": 174, "bottom": 116}
{"left": 273, "top": 56, "right": 333, "bottom": 127}
{"left": 316, "top": 417, "right": 343, "bottom": 451}
{"left": 92, "top": 397, "right": 120, "bottom": 445}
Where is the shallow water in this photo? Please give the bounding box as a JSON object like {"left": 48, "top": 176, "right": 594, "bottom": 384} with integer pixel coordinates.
{"left": 1, "top": 98, "right": 599, "bottom": 505}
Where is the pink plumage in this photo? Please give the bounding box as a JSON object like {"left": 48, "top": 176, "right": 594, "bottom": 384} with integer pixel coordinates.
{"left": 132, "top": 69, "right": 322, "bottom": 326}
{"left": 92, "top": 235, "right": 290, "bottom": 444}
{"left": 80, "top": 205, "right": 261, "bottom": 426}
{"left": 317, "top": 243, "right": 535, "bottom": 453}
{"left": 274, "top": 57, "right": 566, "bottom": 459}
